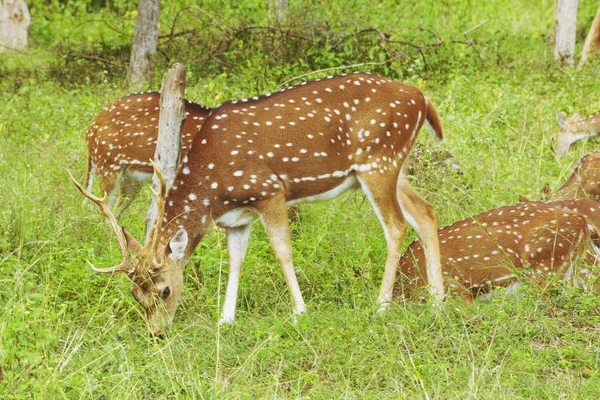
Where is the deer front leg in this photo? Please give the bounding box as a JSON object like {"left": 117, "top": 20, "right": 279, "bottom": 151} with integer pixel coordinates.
{"left": 256, "top": 195, "right": 306, "bottom": 317}
{"left": 219, "top": 224, "right": 252, "bottom": 325}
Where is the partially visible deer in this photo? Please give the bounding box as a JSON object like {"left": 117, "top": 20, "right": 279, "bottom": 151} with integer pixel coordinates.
{"left": 85, "top": 92, "right": 211, "bottom": 216}
{"left": 395, "top": 200, "right": 600, "bottom": 302}
{"left": 552, "top": 111, "right": 600, "bottom": 158}
{"left": 72, "top": 72, "right": 445, "bottom": 336}
{"left": 542, "top": 150, "right": 600, "bottom": 201}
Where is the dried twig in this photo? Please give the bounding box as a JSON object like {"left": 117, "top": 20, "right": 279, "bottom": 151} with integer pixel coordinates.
{"left": 233, "top": 25, "right": 311, "bottom": 42}
{"left": 462, "top": 20, "right": 489, "bottom": 37}
{"left": 276, "top": 55, "right": 404, "bottom": 89}
{"left": 165, "top": 5, "right": 231, "bottom": 43}
{"left": 78, "top": 54, "right": 123, "bottom": 68}
{"left": 66, "top": 19, "right": 124, "bottom": 41}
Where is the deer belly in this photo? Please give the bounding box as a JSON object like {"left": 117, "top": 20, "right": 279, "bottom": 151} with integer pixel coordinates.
{"left": 216, "top": 207, "right": 260, "bottom": 228}
{"left": 285, "top": 174, "right": 360, "bottom": 206}
{"left": 125, "top": 170, "right": 153, "bottom": 185}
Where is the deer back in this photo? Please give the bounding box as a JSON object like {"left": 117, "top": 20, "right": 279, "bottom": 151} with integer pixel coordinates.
{"left": 550, "top": 151, "right": 600, "bottom": 200}
{"left": 86, "top": 92, "right": 211, "bottom": 177}
{"left": 160, "top": 73, "right": 439, "bottom": 241}
{"left": 396, "top": 201, "right": 597, "bottom": 301}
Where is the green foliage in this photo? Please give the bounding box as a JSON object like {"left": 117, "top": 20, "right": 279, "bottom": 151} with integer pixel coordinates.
{"left": 2, "top": 0, "right": 600, "bottom": 397}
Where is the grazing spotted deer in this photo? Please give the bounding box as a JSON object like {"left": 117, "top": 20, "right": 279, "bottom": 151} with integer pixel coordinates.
{"left": 72, "top": 72, "right": 445, "bottom": 336}
{"left": 85, "top": 92, "right": 211, "bottom": 216}
{"left": 542, "top": 150, "right": 600, "bottom": 201}
{"left": 395, "top": 200, "right": 600, "bottom": 302}
{"left": 552, "top": 111, "right": 600, "bottom": 158}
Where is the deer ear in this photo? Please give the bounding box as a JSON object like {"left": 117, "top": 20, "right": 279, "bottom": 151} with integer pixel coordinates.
{"left": 556, "top": 112, "right": 568, "bottom": 129}
{"left": 123, "top": 227, "right": 142, "bottom": 255}
{"left": 568, "top": 113, "right": 580, "bottom": 123}
{"left": 541, "top": 184, "right": 552, "bottom": 200}
{"left": 168, "top": 228, "right": 188, "bottom": 260}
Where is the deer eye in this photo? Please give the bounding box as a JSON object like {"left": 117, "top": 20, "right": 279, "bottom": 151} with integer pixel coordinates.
{"left": 161, "top": 287, "right": 171, "bottom": 299}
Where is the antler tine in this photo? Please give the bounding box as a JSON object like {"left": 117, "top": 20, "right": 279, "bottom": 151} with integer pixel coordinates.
{"left": 86, "top": 260, "right": 129, "bottom": 274}
{"left": 149, "top": 160, "right": 168, "bottom": 249}
{"left": 67, "top": 170, "right": 130, "bottom": 273}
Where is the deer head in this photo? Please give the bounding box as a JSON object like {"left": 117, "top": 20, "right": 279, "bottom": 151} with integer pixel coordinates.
{"left": 552, "top": 111, "right": 600, "bottom": 158}
{"left": 70, "top": 166, "right": 189, "bottom": 337}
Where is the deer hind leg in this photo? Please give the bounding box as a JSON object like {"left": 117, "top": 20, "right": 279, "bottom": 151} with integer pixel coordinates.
{"left": 98, "top": 168, "right": 125, "bottom": 211}
{"left": 219, "top": 223, "right": 253, "bottom": 325}
{"left": 396, "top": 171, "right": 444, "bottom": 303}
{"left": 255, "top": 194, "right": 306, "bottom": 317}
{"left": 113, "top": 173, "right": 145, "bottom": 218}
{"left": 356, "top": 173, "right": 408, "bottom": 311}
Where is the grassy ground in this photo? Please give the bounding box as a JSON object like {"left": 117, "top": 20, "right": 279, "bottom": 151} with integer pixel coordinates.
{"left": 2, "top": 0, "right": 600, "bottom": 397}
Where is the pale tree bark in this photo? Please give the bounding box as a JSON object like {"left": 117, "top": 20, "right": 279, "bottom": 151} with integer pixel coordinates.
{"left": 146, "top": 64, "right": 186, "bottom": 239}
{"left": 580, "top": 6, "right": 600, "bottom": 65}
{"left": 270, "top": 0, "right": 288, "bottom": 23}
{"left": 127, "top": 0, "right": 160, "bottom": 89}
{"left": 0, "top": 0, "right": 30, "bottom": 53}
{"left": 554, "top": 0, "right": 579, "bottom": 64}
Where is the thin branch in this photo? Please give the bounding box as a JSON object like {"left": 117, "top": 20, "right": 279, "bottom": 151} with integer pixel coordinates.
{"left": 157, "top": 48, "right": 172, "bottom": 64}
{"left": 78, "top": 54, "right": 123, "bottom": 67}
{"left": 159, "top": 29, "right": 198, "bottom": 41}
{"left": 462, "top": 20, "right": 488, "bottom": 37}
{"left": 163, "top": 6, "right": 230, "bottom": 44}
{"left": 276, "top": 55, "right": 404, "bottom": 89}
{"left": 66, "top": 19, "right": 124, "bottom": 41}
{"left": 233, "top": 25, "right": 311, "bottom": 42}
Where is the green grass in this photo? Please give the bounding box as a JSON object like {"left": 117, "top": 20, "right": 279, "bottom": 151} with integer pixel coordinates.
{"left": 2, "top": 0, "right": 600, "bottom": 397}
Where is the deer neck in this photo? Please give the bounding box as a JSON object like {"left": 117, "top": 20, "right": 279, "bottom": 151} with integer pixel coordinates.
{"left": 569, "top": 115, "right": 600, "bottom": 141}
{"left": 160, "top": 152, "right": 256, "bottom": 251}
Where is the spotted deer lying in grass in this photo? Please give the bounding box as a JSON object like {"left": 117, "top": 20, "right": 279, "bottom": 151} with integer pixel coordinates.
{"left": 552, "top": 111, "right": 600, "bottom": 158}
{"left": 541, "top": 150, "right": 600, "bottom": 201}
{"left": 395, "top": 200, "right": 600, "bottom": 302}
{"left": 85, "top": 92, "right": 211, "bottom": 216}
{"left": 72, "top": 72, "right": 445, "bottom": 336}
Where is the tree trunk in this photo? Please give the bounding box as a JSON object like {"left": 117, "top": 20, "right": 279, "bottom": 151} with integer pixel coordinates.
{"left": 581, "top": 6, "right": 600, "bottom": 65}
{"left": 270, "top": 0, "right": 288, "bottom": 23}
{"left": 127, "top": 0, "right": 161, "bottom": 89}
{"left": 554, "top": 0, "right": 579, "bottom": 64}
{"left": 0, "top": 0, "right": 30, "bottom": 53}
{"left": 146, "top": 64, "right": 186, "bottom": 239}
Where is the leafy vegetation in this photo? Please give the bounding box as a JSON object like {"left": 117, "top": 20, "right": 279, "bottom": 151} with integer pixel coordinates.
{"left": 1, "top": 0, "right": 600, "bottom": 397}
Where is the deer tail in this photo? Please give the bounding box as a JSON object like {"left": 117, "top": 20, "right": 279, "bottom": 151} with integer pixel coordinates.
{"left": 424, "top": 97, "right": 443, "bottom": 144}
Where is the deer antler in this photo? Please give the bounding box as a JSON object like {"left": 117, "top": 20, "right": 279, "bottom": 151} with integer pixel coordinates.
{"left": 68, "top": 170, "right": 132, "bottom": 274}
{"left": 148, "top": 160, "right": 168, "bottom": 254}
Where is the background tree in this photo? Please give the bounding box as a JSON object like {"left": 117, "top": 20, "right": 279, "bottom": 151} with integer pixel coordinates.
{"left": 581, "top": 6, "right": 600, "bottom": 65}
{"left": 0, "top": 0, "right": 30, "bottom": 53}
{"left": 554, "top": 0, "right": 579, "bottom": 64}
{"left": 270, "top": 0, "right": 288, "bottom": 23}
{"left": 127, "top": 0, "right": 161, "bottom": 89}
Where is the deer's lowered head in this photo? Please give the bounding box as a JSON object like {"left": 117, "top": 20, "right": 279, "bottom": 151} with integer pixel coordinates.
{"left": 70, "top": 166, "right": 191, "bottom": 337}
{"left": 552, "top": 112, "right": 600, "bottom": 158}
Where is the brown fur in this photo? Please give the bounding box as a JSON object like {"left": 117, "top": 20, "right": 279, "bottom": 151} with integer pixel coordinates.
{"left": 85, "top": 92, "right": 211, "bottom": 213}
{"left": 547, "top": 151, "right": 600, "bottom": 200}
{"left": 80, "top": 72, "right": 447, "bottom": 335}
{"left": 396, "top": 200, "right": 600, "bottom": 302}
